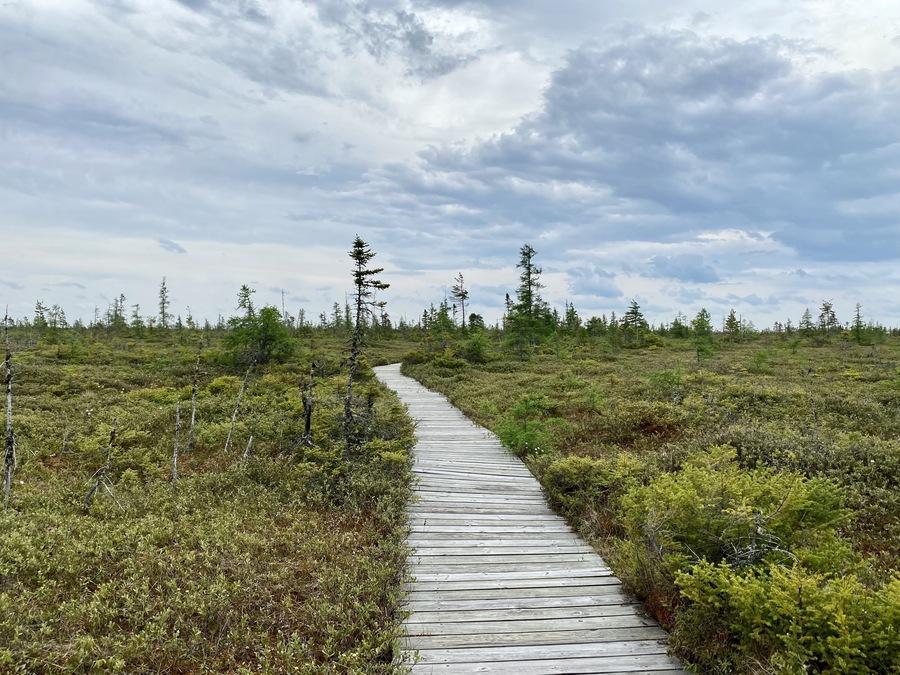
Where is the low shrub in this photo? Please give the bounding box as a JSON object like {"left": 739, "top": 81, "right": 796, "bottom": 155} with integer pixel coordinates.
{"left": 674, "top": 562, "right": 900, "bottom": 672}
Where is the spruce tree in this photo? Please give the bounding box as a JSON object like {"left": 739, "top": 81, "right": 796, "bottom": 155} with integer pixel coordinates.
{"left": 621, "top": 300, "right": 647, "bottom": 346}
{"left": 799, "top": 308, "right": 815, "bottom": 336}
{"left": 158, "top": 277, "right": 172, "bottom": 329}
{"left": 818, "top": 300, "right": 838, "bottom": 333}
{"left": 33, "top": 301, "right": 48, "bottom": 330}
{"left": 724, "top": 309, "right": 741, "bottom": 341}
{"left": 515, "top": 244, "right": 542, "bottom": 317}
{"left": 852, "top": 303, "right": 865, "bottom": 344}
{"left": 343, "top": 237, "right": 389, "bottom": 455}
{"left": 451, "top": 273, "right": 469, "bottom": 329}
{"left": 507, "top": 244, "right": 551, "bottom": 351}
{"left": 237, "top": 285, "right": 256, "bottom": 319}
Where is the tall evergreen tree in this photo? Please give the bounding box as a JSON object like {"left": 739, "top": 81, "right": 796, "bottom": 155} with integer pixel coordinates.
{"left": 818, "top": 300, "right": 839, "bottom": 333}
{"left": 852, "top": 303, "right": 865, "bottom": 344}
{"left": 33, "top": 301, "right": 48, "bottom": 330}
{"left": 621, "top": 299, "right": 647, "bottom": 346}
{"left": 158, "top": 277, "right": 172, "bottom": 329}
{"left": 515, "top": 244, "right": 542, "bottom": 317}
{"left": 343, "top": 237, "right": 389, "bottom": 455}
{"left": 237, "top": 284, "right": 256, "bottom": 319}
{"left": 799, "top": 308, "right": 815, "bottom": 336}
{"left": 506, "top": 244, "right": 553, "bottom": 351}
{"left": 451, "top": 273, "right": 470, "bottom": 329}
{"left": 724, "top": 309, "right": 741, "bottom": 341}
{"left": 691, "top": 308, "right": 712, "bottom": 338}
{"left": 564, "top": 301, "right": 581, "bottom": 333}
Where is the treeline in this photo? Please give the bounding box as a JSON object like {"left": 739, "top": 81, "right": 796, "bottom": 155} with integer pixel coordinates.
{"left": 17, "top": 244, "right": 897, "bottom": 348}
{"left": 415, "top": 245, "right": 897, "bottom": 360}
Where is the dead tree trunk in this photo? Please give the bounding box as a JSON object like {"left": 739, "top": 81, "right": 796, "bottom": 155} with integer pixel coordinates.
{"left": 343, "top": 318, "right": 362, "bottom": 458}
{"left": 84, "top": 424, "right": 116, "bottom": 510}
{"left": 224, "top": 363, "right": 253, "bottom": 453}
{"left": 186, "top": 343, "right": 201, "bottom": 452}
{"left": 302, "top": 363, "right": 315, "bottom": 447}
{"left": 3, "top": 315, "right": 15, "bottom": 510}
{"left": 172, "top": 402, "right": 182, "bottom": 482}
{"left": 242, "top": 434, "right": 254, "bottom": 461}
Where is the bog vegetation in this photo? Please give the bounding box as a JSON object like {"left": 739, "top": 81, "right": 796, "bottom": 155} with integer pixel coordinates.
{"left": 0, "top": 240, "right": 420, "bottom": 672}
{"left": 2, "top": 239, "right": 898, "bottom": 672}
{"left": 403, "top": 244, "right": 900, "bottom": 673}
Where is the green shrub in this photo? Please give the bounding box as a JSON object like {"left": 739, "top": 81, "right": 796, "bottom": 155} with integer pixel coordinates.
{"left": 401, "top": 349, "right": 430, "bottom": 365}
{"left": 675, "top": 562, "right": 900, "bottom": 672}
{"left": 461, "top": 330, "right": 492, "bottom": 364}
{"left": 542, "top": 453, "right": 654, "bottom": 535}
{"left": 619, "top": 446, "right": 849, "bottom": 578}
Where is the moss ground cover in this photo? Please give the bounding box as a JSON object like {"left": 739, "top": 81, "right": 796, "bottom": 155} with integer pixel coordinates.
{"left": 403, "top": 335, "right": 900, "bottom": 672}
{"left": 0, "top": 327, "right": 416, "bottom": 673}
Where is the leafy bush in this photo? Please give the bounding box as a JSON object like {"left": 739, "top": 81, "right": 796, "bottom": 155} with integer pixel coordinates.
{"left": 541, "top": 453, "right": 654, "bottom": 535}
{"left": 618, "top": 446, "right": 849, "bottom": 582}
{"left": 225, "top": 305, "right": 294, "bottom": 365}
{"left": 675, "top": 562, "right": 900, "bottom": 672}
{"left": 495, "top": 394, "right": 566, "bottom": 456}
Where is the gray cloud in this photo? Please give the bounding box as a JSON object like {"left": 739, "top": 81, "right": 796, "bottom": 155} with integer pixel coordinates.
{"left": 650, "top": 254, "right": 720, "bottom": 282}
{"left": 158, "top": 238, "right": 187, "bottom": 254}
{"left": 568, "top": 265, "right": 622, "bottom": 298}
{"left": 389, "top": 31, "right": 900, "bottom": 264}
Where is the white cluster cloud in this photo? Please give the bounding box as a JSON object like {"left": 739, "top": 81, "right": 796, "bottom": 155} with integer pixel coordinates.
{"left": 1, "top": 0, "right": 898, "bottom": 326}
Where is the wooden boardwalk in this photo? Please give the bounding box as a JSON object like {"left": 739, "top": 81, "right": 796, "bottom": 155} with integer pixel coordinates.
{"left": 374, "top": 364, "right": 683, "bottom": 674}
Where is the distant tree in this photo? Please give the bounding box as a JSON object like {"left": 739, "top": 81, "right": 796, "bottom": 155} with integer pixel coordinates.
{"left": 852, "top": 303, "right": 865, "bottom": 344}
{"left": 130, "top": 304, "right": 145, "bottom": 336}
{"left": 799, "top": 308, "right": 815, "bottom": 336}
{"left": 237, "top": 284, "right": 256, "bottom": 319}
{"left": 564, "top": 302, "right": 581, "bottom": 333}
{"left": 724, "top": 309, "right": 741, "bottom": 341}
{"left": 226, "top": 286, "right": 293, "bottom": 365}
{"left": 621, "top": 300, "right": 648, "bottom": 346}
{"left": 818, "top": 300, "right": 839, "bottom": 333}
{"left": 158, "top": 277, "right": 172, "bottom": 329}
{"left": 586, "top": 314, "right": 608, "bottom": 336}
{"left": 343, "top": 237, "right": 389, "bottom": 455}
{"left": 691, "top": 307, "right": 714, "bottom": 363}
{"left": 515, "top": 244, "right": 542, "bottom": 318}
{"left": 506, "top": 244, "right": 553, "bottom": 351}
{"left": 691, "top": 308, "right": 712, "bottom": 338}
{"left": 451, "top": 273, "right": 470, "bottom": 329}
{"left": 468, "top": 313, "right": 485, "bottom": 330}
{"left": 33, "top": 301, "right": 48, "bottom": 330}
{"left": 670, "top": 312, "right": 690, "bottom": 338}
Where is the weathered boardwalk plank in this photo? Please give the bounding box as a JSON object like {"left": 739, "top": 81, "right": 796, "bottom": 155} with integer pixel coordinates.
{"left": 374, "top": 364, "right": 683, "bottom": 674}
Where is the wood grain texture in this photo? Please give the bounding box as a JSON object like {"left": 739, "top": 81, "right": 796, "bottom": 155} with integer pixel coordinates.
{"left": 374, "top": 363, "right": 683, "bottom": 673}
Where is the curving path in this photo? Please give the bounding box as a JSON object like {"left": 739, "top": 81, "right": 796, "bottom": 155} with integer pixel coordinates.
{"left": 374, "top": 364, "right": 684, "bottom": 674}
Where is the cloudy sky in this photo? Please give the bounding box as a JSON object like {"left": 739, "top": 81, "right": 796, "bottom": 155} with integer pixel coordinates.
{"left": 2, "top": 0, "right": 899, "bottom": 326}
